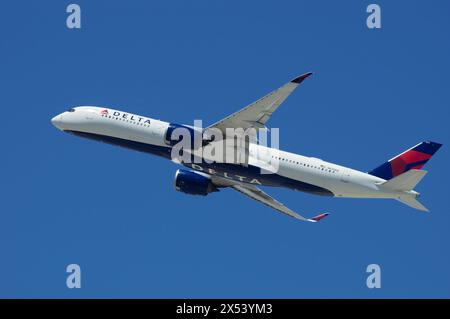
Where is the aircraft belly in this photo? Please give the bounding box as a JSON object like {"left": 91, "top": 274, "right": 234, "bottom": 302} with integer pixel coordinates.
{"left": 183, "top": 162, "right": 334, "bottom": 196}
{"left": 62, "top": 130, "right": 334, "bottom": 196}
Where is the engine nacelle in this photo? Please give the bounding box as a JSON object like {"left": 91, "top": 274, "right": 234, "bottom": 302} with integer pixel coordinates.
{"left": 174, "top": 169, "right": 218, "bottom": 196}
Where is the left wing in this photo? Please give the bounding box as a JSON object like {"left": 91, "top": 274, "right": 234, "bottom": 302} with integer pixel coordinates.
{"left": 231, "top": 184, "right": 329, "bottom": 223}
{"left": 205, "top": 72, "right": 313, "bottom": 137}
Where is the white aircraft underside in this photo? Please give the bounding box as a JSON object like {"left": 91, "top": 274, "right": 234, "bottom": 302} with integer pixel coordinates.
{"left": 51, "top": 73, "right": 441, "bottom": 222}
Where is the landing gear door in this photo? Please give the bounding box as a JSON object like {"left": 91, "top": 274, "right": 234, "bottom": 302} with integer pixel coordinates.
{"left": 341, "top": 169, "right": 351, "bottom": 183}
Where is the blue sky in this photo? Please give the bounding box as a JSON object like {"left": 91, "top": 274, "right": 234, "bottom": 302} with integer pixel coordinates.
{"left": 1, "top": 0, "right": 449, "bottom": 298}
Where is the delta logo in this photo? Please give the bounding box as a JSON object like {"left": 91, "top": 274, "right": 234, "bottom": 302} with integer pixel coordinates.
{"left": 101, "top": 109, "right": 152, "bottom": 125}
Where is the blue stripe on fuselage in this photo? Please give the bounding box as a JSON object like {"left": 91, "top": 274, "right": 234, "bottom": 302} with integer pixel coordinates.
{"left": 65, "top": 130, "right": 333, "bottom": 196}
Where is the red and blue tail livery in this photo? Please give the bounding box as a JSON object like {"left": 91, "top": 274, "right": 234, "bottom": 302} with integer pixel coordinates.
{"left": 369, "top": 141, "right": 442, "bottom": 180}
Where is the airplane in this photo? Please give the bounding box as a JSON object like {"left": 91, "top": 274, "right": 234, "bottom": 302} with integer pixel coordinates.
{"left": 51, "top": 72, "right": 442, "bottom": 222}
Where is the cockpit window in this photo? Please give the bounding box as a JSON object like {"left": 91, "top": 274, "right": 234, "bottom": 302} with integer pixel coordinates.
{"left": 67, "top": 108, "right": 76, "bottom": 112}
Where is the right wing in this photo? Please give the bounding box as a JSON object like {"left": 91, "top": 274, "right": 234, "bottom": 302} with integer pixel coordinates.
{"left": 205, "top": 72, "right": 313, "bottom": 138}
{"left": 231, "top": 184, "right": 329, "bottom": 223}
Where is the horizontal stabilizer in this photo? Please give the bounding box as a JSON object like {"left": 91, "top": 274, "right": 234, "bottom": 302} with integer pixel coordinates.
{"left": 397, "top": 195, "right": 429, "bottom": 212}
{"left": 381, "top": 169, "right": 427, "bottom": 191}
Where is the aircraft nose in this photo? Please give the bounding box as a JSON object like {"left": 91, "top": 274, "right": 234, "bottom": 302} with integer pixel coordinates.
{"left": 51, "top": 114, "right": 64, "bottom": 130}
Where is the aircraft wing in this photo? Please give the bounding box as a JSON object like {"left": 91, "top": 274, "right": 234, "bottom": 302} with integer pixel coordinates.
{"left": 205, "top": 72, "right": 313, "bottom": 137}
{"left": 230, "top": 184, "right": 329, "bottom": 223}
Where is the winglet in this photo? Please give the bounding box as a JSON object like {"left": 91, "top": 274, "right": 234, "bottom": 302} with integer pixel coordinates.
{"left": 308, "top": 213, "right": 329, "bottom": 223}
{"left": 291, "top": 72, "right": 313, "bottom": 84}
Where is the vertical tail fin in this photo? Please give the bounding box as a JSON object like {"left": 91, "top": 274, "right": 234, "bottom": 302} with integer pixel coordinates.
{"left": 369, "top": 141, "right": 442, "bottom": 180}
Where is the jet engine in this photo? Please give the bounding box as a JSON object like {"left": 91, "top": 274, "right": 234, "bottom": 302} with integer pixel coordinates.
{"left": 174, "top": 169, "right": 218, "bottom": 196}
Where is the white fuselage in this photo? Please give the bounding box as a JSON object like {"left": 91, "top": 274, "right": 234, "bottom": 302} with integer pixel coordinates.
{"left": 51, "top": 106, "right": 411, "bottom": 200}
